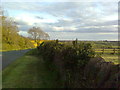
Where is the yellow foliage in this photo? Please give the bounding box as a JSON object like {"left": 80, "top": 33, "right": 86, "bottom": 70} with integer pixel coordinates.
{"left": 30, "top": 40, "right": 46, "bottom": 47}
{"left": 31, "top": 40, "right": 35, "bottom": 43}
{"left": 34, "top": 43, "right": 38, "bottom": 47}
{"left": 30, "top": 40, "right": 54, "bottom": 47}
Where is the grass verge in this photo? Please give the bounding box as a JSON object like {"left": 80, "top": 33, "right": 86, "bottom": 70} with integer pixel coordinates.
{"left": 2, "top": 51, "right": 63, "bottom": 88}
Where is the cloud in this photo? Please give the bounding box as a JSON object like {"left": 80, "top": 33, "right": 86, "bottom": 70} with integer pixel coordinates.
{"left": 52, "top": 26, "right": 77, "bottom": 31}
{"left": 35, "top": 16, "right": 44, "bottom": 19}
{"left": 48, "top": 32, "right": 118, "bottom": 40}
{"left": 15, "top": 13, "right": 58, "bottom": 25}
{"left": 2, "top": 2, "right": 118, "bottom": 40}
{"left": 18, "top": 31, "right": 29, "bottom": 37}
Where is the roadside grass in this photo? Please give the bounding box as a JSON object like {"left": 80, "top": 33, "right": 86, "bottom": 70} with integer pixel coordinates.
{"left": 2, "top": 51, "right": 63, "bottom": 88}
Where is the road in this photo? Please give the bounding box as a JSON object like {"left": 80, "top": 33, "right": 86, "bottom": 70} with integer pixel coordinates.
{"left": 0, "top": 49, "right": 32, "bottom": 70}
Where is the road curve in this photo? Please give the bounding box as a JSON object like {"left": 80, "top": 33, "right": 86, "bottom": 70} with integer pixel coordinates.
{"left": 1, "top": 49, "right": 32, "bottom": 70}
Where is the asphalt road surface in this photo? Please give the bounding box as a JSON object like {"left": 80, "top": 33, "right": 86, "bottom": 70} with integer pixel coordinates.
{"left": 1, "top": 49, "right": 32, "bottom": 70}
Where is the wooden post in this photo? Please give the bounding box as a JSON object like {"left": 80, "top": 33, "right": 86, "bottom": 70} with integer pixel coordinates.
{"left": 56, "top": 39, "right": 59, "bottom": 44}
{"left": 72, "top": 41, "right": 75, "bottom": 47}
{"left": 102, "top": 48, "right": 104, "bottom": 54}
{"left": 75, "top": 38, "right": 78, "bottom": 45}
{"left": 113, "top": 48, "right": 116, "bottom": 54}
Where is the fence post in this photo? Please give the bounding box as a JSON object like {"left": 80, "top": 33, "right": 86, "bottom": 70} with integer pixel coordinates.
{"left": 113, "top": 48, "right": 116, "bottom": 54}
{"left": 75, "top": 38, "right": 78, "bottom": 45}
{"left": 72, "top": 41, "right": 75, "bottom": 47}
{"left": 56, "top": 39, "right": 59, "bottom": 44}
{"left": 102, "top": 48, "right": 104, "bottom": 54}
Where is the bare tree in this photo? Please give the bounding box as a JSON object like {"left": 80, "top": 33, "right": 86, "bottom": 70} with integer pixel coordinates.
{"left": 28, "top": 26, "right": 50, "bottom": 45}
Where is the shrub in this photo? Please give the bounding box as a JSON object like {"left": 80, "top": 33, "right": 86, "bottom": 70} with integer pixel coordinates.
{"left": 61, "top": 46, "right": 78, "bottom": 71}
{"left": 38, "top": 41, "right": 64, "bottom": 69}
{"left": 37, "top": 41, "right": 95, "bottom": 87}
{"left": 77, "top": 43, "right": 95, "bottom": 67}
{"left": 38, "top": 41, "right": 95, "bottom": 69}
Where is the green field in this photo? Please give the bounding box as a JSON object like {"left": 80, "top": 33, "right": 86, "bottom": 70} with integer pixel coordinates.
{"left": 101, "top": 54, "right": 119, "bottom": 64}
{"left": 60, "top": 40, "right": 119, "bottom": 64}
{"left": 2, "top": 52, "right": 63, "bottom": 88}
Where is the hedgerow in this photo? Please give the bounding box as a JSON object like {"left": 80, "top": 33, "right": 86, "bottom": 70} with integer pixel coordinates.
{"left": 37, "top": 40, "right": 95, "bottom": 87}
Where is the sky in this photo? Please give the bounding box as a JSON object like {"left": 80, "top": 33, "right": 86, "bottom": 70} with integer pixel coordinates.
{"left": 1, "top": 1, "right": 119, "bottom": 41}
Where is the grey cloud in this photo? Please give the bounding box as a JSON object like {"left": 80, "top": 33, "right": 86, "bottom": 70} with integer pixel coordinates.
{"left": 3, "top": 2, "right": 118, "bottom": 35}
{"left": 35, "top": 16, "right": 44, "bottom": 19}
{"left": 16, "top": 20, "right": 28, "bottom": 25}
{"left": 18, "top": 25, "right": 33, "bottom": 31}
{"left": 48, "top": 32, "right": 118, "bottom": 40}
{"left": 14, "top": 20, "right": 33, "bottom": 31}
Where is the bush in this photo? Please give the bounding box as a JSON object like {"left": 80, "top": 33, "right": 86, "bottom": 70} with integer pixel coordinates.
{"left": 61, "top": 46, "right": 78, "bottom": 70}
{"left": 38, "top": 41, "right": 63, "bottom": 68}
{"left": 77, "top": 43, "right": 95, "bottom": 67}
{"left": 38, "top": 41, "right": 95, "bottom": 69}
{"left": 37, "top": 41, "right": 95, "bottom": 87}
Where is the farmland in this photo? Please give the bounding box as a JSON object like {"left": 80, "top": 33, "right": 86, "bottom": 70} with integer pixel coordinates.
{"left": 84, "top": 41, "right": 119, "bottom": 64}
{"left": 30, "top": 40, "right": 119, "bottom": 64}
{"left": 58, "top": 40, "right": 119, "bottom": 64}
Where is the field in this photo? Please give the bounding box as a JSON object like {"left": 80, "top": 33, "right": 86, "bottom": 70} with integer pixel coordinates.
{"left": 101, "top": 54, "right": 119, "bottom": 64}
{"left": 95, "top": 49, "right": 119, "bottom": 64}
{"left": 93, "top": 41, "right": 119, "bottom": 64}
{"left": 59, "top": 40, "right": 119, "bottom": 64}
{"left": 30, "top": 40, "right": 119, "bottom": 64}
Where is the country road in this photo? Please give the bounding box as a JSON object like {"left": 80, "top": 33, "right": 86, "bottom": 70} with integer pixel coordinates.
{"left": 0, "top": 49, "right": 32, "bottom": 70}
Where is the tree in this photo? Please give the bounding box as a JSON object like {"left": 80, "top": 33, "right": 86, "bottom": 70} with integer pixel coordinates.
{"left": 28, "top": 27, "right": 50, "bottom": 46}
{"left": 1, "top": 9, "right": 34, "bottom": 50}
{"left": 2, "top": 16, "right": 19, "bottom": 45}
